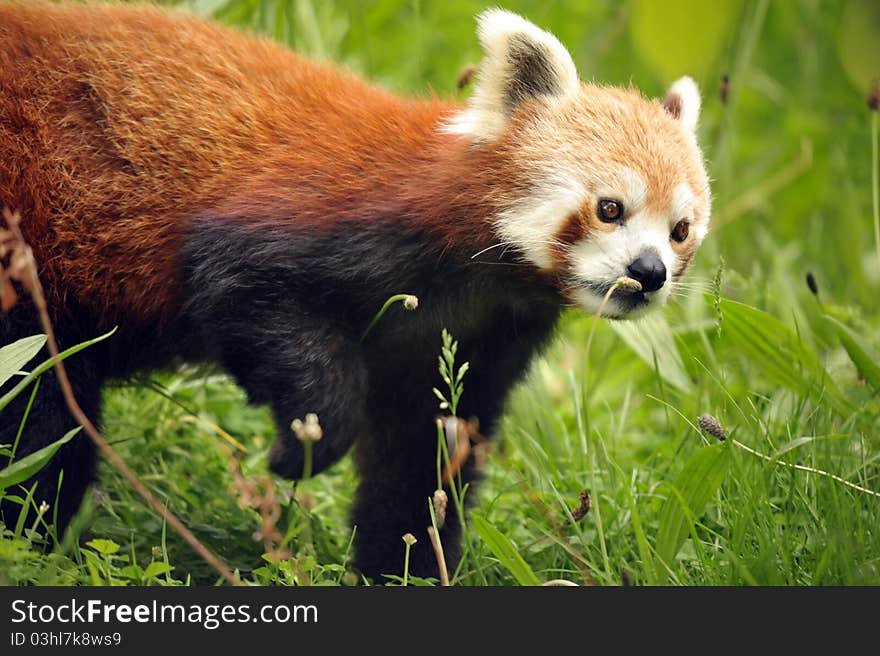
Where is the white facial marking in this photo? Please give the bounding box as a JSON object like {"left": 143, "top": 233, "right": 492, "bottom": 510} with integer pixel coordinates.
{"left": 671, "top": 183, "right": 694, "bottom": 223}
{"left": 493, "top": 176, "right": 587, "bottom": 270}
{"left": 595, "top": 167, "right": 647, "bottom": 214}
{"left": 569, "top": 212, "right": 677, "bottom": 316}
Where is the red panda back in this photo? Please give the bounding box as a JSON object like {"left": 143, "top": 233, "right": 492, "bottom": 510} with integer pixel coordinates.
{"left": 0, "top": 1, "right": 459, "bottom": 326}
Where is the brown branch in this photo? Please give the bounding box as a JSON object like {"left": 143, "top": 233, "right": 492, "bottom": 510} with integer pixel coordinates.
{"left": 2, "top": 209, "right": 241, "bottom": 586}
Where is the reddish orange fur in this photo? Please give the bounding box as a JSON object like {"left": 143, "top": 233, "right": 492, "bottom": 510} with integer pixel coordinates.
{"left": 0, "top": 2, "right": 513, "bottom": 328}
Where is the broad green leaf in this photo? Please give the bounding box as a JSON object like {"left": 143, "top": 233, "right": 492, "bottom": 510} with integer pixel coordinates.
{"left": 611, "top": 312, "right": 692, "bottom": 393}
{"left": 824, "top": 315, "right": 880, "bottom": 391}
{"left": 656, "top": 442, "right": 730, "bottom": 573}
{"left": 630, "top": 0, "right": 742, "bottom": 81}
{"left": 472, "top": 515, "right": 542, "bottom": 586}
{"left": 0, "top": 427, "right": 81, "bottom": 492}
{"left": 86, "top": 539, "right": 121, "bottom": 555}
{"left": 719, "top": 299, "right": 853, "bottom": 416}
{"left": 143, "top": 561, "right": 173, "bottom": 579}
{"left": 837, "top": 1, "right": 880, "bottom": 92}
{"left": 0, "top": 328, "right": 117, "bottom": 413}
{"left": 0, "top": 335, "right": 46, "bottom": 388}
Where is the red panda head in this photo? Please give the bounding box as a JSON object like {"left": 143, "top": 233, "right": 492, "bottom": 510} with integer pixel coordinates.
{"left": 446, "top": 10, "right": 711, "bottom": 319}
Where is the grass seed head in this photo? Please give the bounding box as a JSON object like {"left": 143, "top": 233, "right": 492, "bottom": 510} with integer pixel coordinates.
{"left": 402, "top": 532, "right": 417, "bottom": 546}
{"left": 432, "top": 488, "right": 448, "bottom": 529}
{"left": 571, "top": 490, "right": 591, "bottom": 521}
{"left": 615, "top": 275, "right": 643, "bottom": 292}
{"left": 868, "top": 81, "right": 880, "bottom": 111}
{"left": 697, "top": 413, "right": 727, "bottom": 441}
{"left": 806, "top": 271, "right": 819, "bottom": 296}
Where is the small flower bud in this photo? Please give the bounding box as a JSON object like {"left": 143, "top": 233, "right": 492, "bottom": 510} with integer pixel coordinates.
{"left": 432, "top": 489, "right": 448, "bottom": 529}
{"left": 457, "top": 64, "right": 477, "bottom": 91}
{"left": 402, "top": 533, "right": 417, "bottom": 546}
{"left": 697, "top": 413, "right": 727, "bottom": 441}
{"left": 291, "top": 413, "right": 323, "bottom": 443}
{"left": 806, "top": 271, "right": 818, "bottom": 296}
{"left": 868, "top": 81, "right": 880, "bottom": 111}
{"left": 403, "top": 295, "right": 419, "bottom": 310}
{"left": 151, "top": 546, "right": 163, "bottom": 560}
{"left": 719, "top": 74, "right": 730, "bottom": 105}
{"left": 571, "top": 490, "right": 591, "bottom": 521}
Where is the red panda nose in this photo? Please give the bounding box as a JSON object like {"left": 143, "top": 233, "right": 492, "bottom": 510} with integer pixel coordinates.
{"left": 627, "top": 252, "right": 667, "bottom": 292}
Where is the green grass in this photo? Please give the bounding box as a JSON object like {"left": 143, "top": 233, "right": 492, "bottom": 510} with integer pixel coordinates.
{"left": 2, "top": 0, "right": 879, "bottom": 586}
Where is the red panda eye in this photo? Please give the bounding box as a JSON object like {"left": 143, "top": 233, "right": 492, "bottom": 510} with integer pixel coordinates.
{"left": 671, "top": 220, "right": 690, "bottom": 243}
{"left": 598, "top": 199, "right": 623, "bottom": 223}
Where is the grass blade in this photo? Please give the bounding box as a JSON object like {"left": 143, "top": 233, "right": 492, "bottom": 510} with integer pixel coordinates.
{"left": 823, "top": 315, "right": 880, "bottom": 391}
{"left": 0, "top": 427, "right": 81, "bottom": 491}
{"left": 472, "top": 514, "right": 541, "bottom": 586}
{"left": 655, "top": 441, "right": 731, "bottom": 577}
{"left": 0, "top": 328, "right": 116, "bottom": 413}
{"left": 719, "top": 299, "right": 853, "bottom": 416}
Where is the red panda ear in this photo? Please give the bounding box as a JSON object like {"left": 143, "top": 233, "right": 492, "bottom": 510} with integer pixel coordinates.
{"left": 444, "top": 9, "right": 580, "bottom": 142}
{"left": 662, "top": 76, "right": 701, "bottom": 133}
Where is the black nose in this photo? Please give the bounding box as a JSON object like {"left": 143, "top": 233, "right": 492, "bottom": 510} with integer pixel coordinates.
{"left": 626, "top": 251, "right": 667, "bottom": 292}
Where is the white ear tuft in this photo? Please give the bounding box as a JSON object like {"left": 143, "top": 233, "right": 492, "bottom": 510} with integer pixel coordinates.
{"left": 662, "top": 76, "right": 701, "bottom": 133}
{"left": 444, "top": 9, "right": 580, "bottom": 141}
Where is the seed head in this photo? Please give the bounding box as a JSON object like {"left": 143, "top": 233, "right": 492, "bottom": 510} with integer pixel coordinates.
{"left": 457, "top": 64, "right": 477, "bottom": 91}
{"left": 151, "top": 545, "right": 163, "bottom": 560}
{"left": 291, "top": 413, "right": 323, "bottom": 443}
{"left": 403, "top": 295, "right": 419, "bottom": 310}
{"left": 432, "top": 489, "right": 448, "bottom": 529}
{"left": 719, "top": 73, "right": 731, "bottom": 105}
{"left": 697, "top": 413, "right": 727, "bottom": 441}
{"left": 571, "top": 490, "right": 591, "bottom": 521}
{"left": 805, "top": 271, "right": 818, "bottom": 296}
{"left": 615, "top": 276, "right": 643, "bottom": 292}
{"left": 402, "top": 533, "right": 417, "bottom": 547}
{"left": 868, "top": 81, "right": 880, "bottom": 112}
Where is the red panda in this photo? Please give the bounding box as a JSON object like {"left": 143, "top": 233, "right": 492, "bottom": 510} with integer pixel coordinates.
{"left": 0, "top": 2, "right": 711, "bottom": 580}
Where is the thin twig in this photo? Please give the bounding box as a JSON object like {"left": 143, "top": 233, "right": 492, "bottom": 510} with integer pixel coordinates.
{"left": 3, "top": 209, "right": 241, "bottom": 585}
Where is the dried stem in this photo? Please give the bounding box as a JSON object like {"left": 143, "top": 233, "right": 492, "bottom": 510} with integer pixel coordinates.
{"left": 2, "top": 209, "right": 241, "bottom": 585}
{"left": 426, "top": 526, "right": 450, "bottom": 586}
{"left": 731, "top": 439, "right": 880, "bottom": 499}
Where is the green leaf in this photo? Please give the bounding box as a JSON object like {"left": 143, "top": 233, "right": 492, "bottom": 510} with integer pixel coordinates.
{"left": 86, "top": 538, "right": 120, "bottom": 555}
{"left": 472, "top": 515, "right": 542, "bottom": 586}
{"left": 0, "top": 328, "right": 117, "bottom": 413}
{"left": 630, "top": 0, "right": 742, "bottom": 81}
{"left": 824, "top": 315, "right": 880, "bottom": 391}
{"left": 611, "top": 312, "right": 692, "bottom": 393}
{"left": 837, "top": 1, "right": 880, "bottom": 92}
{"left": 143, "top": 561, "right": 173, "bottom": 579}
{"left": 0, "top": 335, "right": 47, "bottom": 388}
{"left": 0, "top": 427, "right": 81, "bottom": 492}
{"left": 655, "top": 442, "right": 731, "bottom": 573}
{"left": 719, "top": 299, "right": 853, "bottom": 416}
